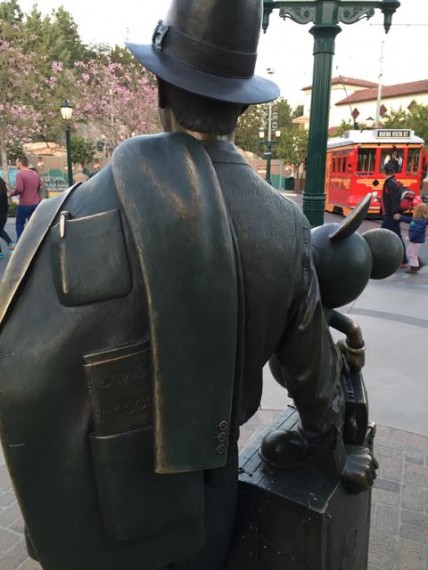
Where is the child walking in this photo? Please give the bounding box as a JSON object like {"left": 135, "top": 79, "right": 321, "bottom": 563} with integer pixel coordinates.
{"left": 398, "top": 203, "right": 428, "bottom": 274}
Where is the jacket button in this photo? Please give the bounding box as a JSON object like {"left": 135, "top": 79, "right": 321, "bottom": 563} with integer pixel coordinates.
{"left": 217, "top": 432, "right": 227, "bottom": 443}
{"left": 216, "top": 444, "right": 226, "bottom": 454}
{"left": 219, "top": 420, "right": 228, "bottom": 431}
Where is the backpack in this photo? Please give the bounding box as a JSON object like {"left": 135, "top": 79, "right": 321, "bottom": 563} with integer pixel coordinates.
{"left": 399, "top": 188, "right": 415, "bottom": 213}
{"left": 37, "top": 180, "right": 50, "bottom": 200}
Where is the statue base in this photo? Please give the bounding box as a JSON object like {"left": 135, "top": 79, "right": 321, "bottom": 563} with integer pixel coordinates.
{"left": 227, "top": 407, "right": 374, "bottom": 569}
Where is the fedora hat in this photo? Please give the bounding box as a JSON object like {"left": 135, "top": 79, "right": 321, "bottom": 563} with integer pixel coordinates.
{"left": 126, "top": 0, "right": 279, "bottom": 105}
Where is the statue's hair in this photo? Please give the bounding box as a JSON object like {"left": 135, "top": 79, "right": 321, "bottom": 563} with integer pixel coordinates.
{"left": 157, "top": 78, "right": 245, "bottom": 136}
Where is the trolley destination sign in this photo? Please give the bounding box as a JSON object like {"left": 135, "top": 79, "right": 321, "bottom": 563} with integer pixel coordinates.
{"left": 376, "top": 129, "right": 412, "bottom": 139}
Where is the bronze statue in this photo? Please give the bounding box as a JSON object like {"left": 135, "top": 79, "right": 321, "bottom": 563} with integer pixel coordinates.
{"left": 0, "top": 1, "right": 398, "bottom": 569}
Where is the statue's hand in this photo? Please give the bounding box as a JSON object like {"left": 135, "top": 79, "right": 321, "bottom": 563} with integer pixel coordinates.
{"left": 341, "top": 444, "right": 379, "bottom": 494}
{"left": 336, "top": 338, "right": 365, "bottom": 372}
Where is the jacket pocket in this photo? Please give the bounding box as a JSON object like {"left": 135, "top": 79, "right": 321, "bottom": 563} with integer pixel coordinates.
{"left": 90, "top": 426, "right": 205, "bottom": 542}
{"left": 50, "top": 209, "right": 132, "bottom": 306}
{"left": 83, "top": 340, "right": 153, "bottom": 436}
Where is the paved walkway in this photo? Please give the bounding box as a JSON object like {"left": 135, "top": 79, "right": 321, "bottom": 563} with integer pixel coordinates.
{"left": 0, "top": 207, "right": 427, "bottom": 569}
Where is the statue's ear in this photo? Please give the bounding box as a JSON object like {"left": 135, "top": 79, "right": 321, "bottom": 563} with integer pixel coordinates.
{"left": 362, "top": 228, "right": 403, "bottom": 279}
{"left": 329, "top": 194, "right": 372, "bottom": 242}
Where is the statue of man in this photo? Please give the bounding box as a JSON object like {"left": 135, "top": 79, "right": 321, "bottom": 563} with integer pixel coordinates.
{"left": 0, "top": 1, "right": 376, "bottom": 569}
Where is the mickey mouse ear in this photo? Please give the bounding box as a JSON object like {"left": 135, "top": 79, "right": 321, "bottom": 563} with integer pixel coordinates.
{"left": 329, "top": 194, "right": 372, "bottom": 241}
{"left": 362, "top": 228, "right": 403, "bottom": 279}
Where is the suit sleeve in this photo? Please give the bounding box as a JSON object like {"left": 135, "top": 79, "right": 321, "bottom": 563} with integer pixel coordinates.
{"left": 388, "top": 179, "right": 402, "bottom": 215}
{"left": 270, "top": 225, "right": 344, "bottom": 439}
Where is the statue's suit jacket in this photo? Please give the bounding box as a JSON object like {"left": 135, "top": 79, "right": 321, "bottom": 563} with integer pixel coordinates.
{"left": 0, "top": 134, "right": 341, "bottom": 570}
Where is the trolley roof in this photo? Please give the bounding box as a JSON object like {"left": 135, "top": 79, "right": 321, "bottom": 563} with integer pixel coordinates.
{"left": 328, "top": 129, "right": 425, "bottom": 149}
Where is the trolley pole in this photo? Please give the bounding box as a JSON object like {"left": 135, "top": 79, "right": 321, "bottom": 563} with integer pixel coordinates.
{"left": 262, "top": 0, "right": 400, "bottom": 227}
{"left": 375, "top": 40, "right": 385, "bottom": 128}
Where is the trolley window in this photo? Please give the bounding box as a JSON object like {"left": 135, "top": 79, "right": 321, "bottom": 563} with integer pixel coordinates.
{"left": 406, "top": 149, "right": 421, "bottom": 173}
{"left": 380, "top": 148, "right": 403, "bottom": 172}
{"left": 357, "top": 148, "right": 376, "bottom": 173}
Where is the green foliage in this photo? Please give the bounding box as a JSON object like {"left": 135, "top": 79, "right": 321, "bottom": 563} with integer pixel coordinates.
{"left": 7, "top": 140, "right": 24, "bottom": 162}
{"left": 110, "top": 45, "right": 136, "bottom": 66}
{"left": 407, "top": 104, "right": 428, "bottom": 143}
{"left": 333, "top": 120, "right": 356, "bottom": 137}
{"left": 277, "top": 128, "right": 309, "bottom": 176}
{"left": 235, "top": 98, "right": 302, "bottom": 155}
{"left": 52, "top": 7, "right": 85, "bottom": 64}
{"left": 0, "top": 0, "right": 22, "bottom": 23}
{"left": 382, "top": 104, "right": 428, "bottom": 143}
{"left": 235, "top": 105, "right": 264, "bottom": 154}
{"left": 275, "top": 98, "right": 294, "bottom": 131}
{"left": 70, "top": 136, "right": 96, "bottom": 167}
{"left": 293, "top": 105, "right": 304, "bottom": 119}
{"left": 20, "top": 5, "right": 88, "bottom": 68}
{"left": 381, "top": 108, "right": 408, "bottom": 129}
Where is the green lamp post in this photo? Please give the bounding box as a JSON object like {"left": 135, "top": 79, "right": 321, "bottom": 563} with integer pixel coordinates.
{"left": 259, "top": 128, "right": 281, "bottom": 185}
{"left": 60, "top": 100, "right": 74, "bottom": 187}
{"left": 262, "top": 0, "right": 400, "bottom": 226}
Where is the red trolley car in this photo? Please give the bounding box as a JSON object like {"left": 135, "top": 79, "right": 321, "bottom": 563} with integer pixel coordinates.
{"left": 325, "top": 128, "right": 426, "bottom": 216}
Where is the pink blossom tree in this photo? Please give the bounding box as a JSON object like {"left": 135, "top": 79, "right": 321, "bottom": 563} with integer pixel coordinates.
{"left": 0, "top": 22, "right": 65, "bottom": 185}
{"left": 0, "top": 35, "right": 43, "bottom": 184}
{"left": 73, "top": 55, "right": 159, "bottom": 150}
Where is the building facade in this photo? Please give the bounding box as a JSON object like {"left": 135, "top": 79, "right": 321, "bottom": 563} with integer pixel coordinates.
{"left": 297, "top": 77, "right": 428, "bottom": 131}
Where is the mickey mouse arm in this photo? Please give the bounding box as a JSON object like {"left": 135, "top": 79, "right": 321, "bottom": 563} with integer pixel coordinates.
{"left": 328, "top": 309, "right": 365, "bottom": 372}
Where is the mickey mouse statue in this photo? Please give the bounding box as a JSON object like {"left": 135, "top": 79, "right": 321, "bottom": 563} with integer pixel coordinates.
{"left": 261, "top": 194, "right": 403, "bottom": 494}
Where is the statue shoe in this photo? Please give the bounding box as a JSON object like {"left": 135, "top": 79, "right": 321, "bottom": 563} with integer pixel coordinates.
{"left": 259, "top": 429, "right": 311, "bottom": 470}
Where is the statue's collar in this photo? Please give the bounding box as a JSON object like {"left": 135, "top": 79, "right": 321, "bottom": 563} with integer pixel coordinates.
{"left": 201, "top": 139, "right": 248, "bottom": 166}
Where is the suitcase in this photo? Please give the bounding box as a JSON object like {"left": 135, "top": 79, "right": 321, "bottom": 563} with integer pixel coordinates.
{"left": 227, "top": 406, "right": 374, "bottom": 570}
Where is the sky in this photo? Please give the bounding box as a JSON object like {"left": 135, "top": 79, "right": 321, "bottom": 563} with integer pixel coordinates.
{"left": 18, "top": 0, "right": 428, "bottom": 108}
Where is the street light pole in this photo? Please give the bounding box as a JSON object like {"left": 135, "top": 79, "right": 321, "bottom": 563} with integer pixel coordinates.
{"left": 266, "top": 140, "right": 273, "bottom": 184}
{"left": 60, "top": 100, "right": 74, "bottom": 187}
{"left": 262, "top": 0, "right": 400, "bottom": 226}
{"left": 65, "top": 125, "right": 73, "bottom": 187}
{"left": 266, "top": 68, "right": 275, "bottom": 184}
{"left": 266, "top": 68, "right": 274, "bottom": 146}
{"left": 260, "top": 129, "right": 281, "bottom": 185}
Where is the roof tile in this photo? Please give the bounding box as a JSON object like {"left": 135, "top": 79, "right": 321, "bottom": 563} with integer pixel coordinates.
{"left": 336, "top": 79, "right": 428, "bottom": 105}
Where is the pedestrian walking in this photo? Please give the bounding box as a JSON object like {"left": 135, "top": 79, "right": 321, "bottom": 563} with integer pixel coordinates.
{"left": 8, "top": 156, "right": 41, "bottom": 242}
{"left": 381, "top": 160, "right": 407, "bottom": 265}
{"left": 0, "top": 175, "right": 15, "bottom": 258}
{"left": 397, "top": 202, "right": 428, "bottom": 274}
